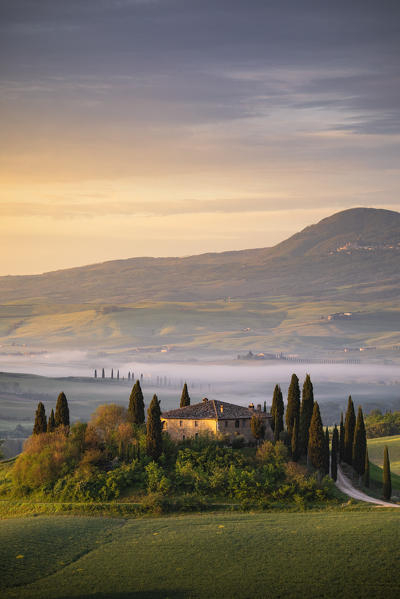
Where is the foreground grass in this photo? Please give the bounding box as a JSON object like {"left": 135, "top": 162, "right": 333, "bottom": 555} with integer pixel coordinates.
{"left": 2, "top": 511, "right": 400, "bottom": 598}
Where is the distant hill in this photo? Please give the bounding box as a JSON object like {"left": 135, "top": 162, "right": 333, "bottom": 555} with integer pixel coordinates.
{"left": 1, "top": 207, "right": 400, "bottom": 303}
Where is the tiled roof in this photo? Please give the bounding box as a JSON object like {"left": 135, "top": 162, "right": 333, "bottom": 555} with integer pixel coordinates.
{"left": 161, "top": 399, "right": 270, "bottom": 421}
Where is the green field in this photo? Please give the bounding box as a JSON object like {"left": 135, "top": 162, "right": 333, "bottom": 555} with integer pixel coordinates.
{"left": 1, "top": 511, "right": 400, "bottom": 598}
{"left": 368, "top": 435, "right": 400, "bottom": 476}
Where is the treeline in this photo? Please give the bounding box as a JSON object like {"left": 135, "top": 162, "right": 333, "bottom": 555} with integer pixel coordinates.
{"left": 364, "top": 409, "right": 400, "bottom": 438}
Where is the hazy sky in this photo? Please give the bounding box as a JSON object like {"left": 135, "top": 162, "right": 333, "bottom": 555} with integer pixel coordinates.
{"left": 1, "top": 0, "right": 400, "bottom": 275}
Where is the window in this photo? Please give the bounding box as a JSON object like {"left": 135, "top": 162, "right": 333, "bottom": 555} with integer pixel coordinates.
{"left": 163, "top": 421, "right": 167, "bottom": 429}
{"left": 195, "top": 421, "right": 198, "bottom": 427}
{"left": 195, "top": 433, "right": 199, "bottom": 439}
{"left": 235, "top": 420, "right": 240, "bottom": 428}
{"left": 242, "top": 420, "right": 246, "bottom": 427}
{"left": 225, "top": 420, "right": 228, "bottom": 428}
{"left": 179, "top": 420, "right": 182, "bottom": 427}
{"left": 182, "top": 434, "right": 185, "bottom": 440}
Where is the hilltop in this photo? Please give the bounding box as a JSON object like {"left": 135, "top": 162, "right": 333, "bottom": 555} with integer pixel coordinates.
{"left": 0, "top": 207, "right": 399, "bottom": 304}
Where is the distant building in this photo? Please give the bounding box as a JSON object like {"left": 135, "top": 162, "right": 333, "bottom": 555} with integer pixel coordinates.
{"left": 161, "top": 398, "right": 273, "bottom": 443}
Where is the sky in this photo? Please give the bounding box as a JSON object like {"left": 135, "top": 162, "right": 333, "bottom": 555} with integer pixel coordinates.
{"left": 1, "top": 0, "right": 400, "bottom": 275}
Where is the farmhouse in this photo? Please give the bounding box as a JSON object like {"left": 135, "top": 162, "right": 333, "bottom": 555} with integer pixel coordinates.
{"left": 161, "top": 398, "right": 273, "bottom": 443}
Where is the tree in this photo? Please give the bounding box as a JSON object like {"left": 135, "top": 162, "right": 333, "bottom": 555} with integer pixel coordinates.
{"left": 286, "top": 374, "right": 300, "bottom": 438}
{"left": 55, "top": 392, "right": 69, "bottom": 428}
{"left": 89, "top": 404, "right": 127, "bottom": 448}
{"left": 344, "top": 396, "right": 356, "bottom": 465}
{"left": 352, "top": 406, "right": 367, "bottom": 476}
{"left": 102, "top": 368, "right": 105, "bottom": 379}
{"left": 383, "top": 445, "right": 392, "bottom": 501}
{"left": 323, "top": 427, "right": 330, "bottom": 475}
{"left": 47, "top": 409, "right": 56, "bottom": 433}
{"left": 117, "top": 370, "right": 120, "bottom": 380}
{"left": 146, "top": 394, "right": 162, "bottom": 460}
{"left": 128, "top": 371, "right": 131, "bottom": 381}
{"left": 307, "top": 402, "right": 325, "bottom": 471}
{"left": 272, "top": 385, "right": 284, "bottom": 443}
{"left": 299, "top": 374, "right": 314, "bottom": 456}
{"left": 33, "top": 402, "right": 47, "bottom": 435}
{"left": 251, "top": 414, "right": 266, "bottom": 444}
{"left": 180, "top": 382, "right": 190, "bottom": 408}
{"left": 291, "top": 418, "right": 300, "bottom": 461}
{"left": 111, "top": 368, "right": 114, "bottom": 379}
{"left": 94, "top": 369, "right": 97, "bottom": 379}
{"left": 263, "top": 400, "right": 267, "bottom": 413}
{"left": 331, "top": 425, "right": 339, "bottom": 481}
{"left": 128, "top": 380, "right": 145, "bottom": 425}
{"left": 339, "top": 412, "right": 345, "bottom": 462}
{"left": 364, "top": 449, "right": 370, "bottom": 488}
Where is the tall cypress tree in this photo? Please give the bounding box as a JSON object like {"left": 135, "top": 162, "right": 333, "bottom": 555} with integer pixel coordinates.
{"left": 286, "top": 374, "right": 300, "bottom": 438}
{"left": 352, "top": 406, "right": 367, "bottom": 476}
{"left": 111, "top": 368, "right": 114, "bottom": 379}
{"left": 307, "top": 402, "right": 325, "bottom": 471}
{"left": 33, "top": 402, "right": 47, "bottom": 435}
{"left": 117, "top": 370, "right": 120, "bottom": 380}
{"left": 47, "top": 408, "right": 56, "bottom": 432}
{"left": 344, "top": 396, "right": 356, "bottom": 465}
{"left": 128, "top": 380, "right": 145, "bottom": 424}
{"left": 339, "top": 412, "right": 345, "bottom": 463}
{"left": 383, "top": 445, "right": 392, "bottom": 501}
{"left": 263, "top": 400, "right": 267, "bottom": 413}
{"left": 94, "top": 369, "right": 97, "bottom": 379}
{"left": 291, "top": 418, "right": 300, "bottom": 461}
{"left": 331, "top": 425, "right": 339, "bottom": 481}
{"left": 128, "top": 371, "right": 131, "bottom": 381}
{"left": 272, "top": 385, "right": 284, "bottom": 443}
{"left": 102, "top": 368, "right": 105, "bottom": 379}
{"left": 180, "top": 383, "right": 190, "bottom": 408}
{"left": 364, "top": 449, "right": 370, "bottom": 488}
{"left": 55, "top": 392, "right": 70, "bottom": 427}
{"left": 323, "top": 427, "right": 330, "bottom": 475}
{"left": 299, "top": 374, "right": 314, "bottom": 456}
{"left": 146, "top": 394, "right": 162, "bottom": 460}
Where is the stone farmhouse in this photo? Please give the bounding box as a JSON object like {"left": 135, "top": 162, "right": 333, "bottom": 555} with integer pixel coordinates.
{"left": 161, "top": 398, "right": 273, "bottom": 443}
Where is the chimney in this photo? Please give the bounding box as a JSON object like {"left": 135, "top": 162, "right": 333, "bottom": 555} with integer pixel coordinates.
{"left": 248, "top": 403, "right": 254, "bottom": 411}
{"left": 202, "top": 397, "right": 208, "bottom": 403}
{"left": 257, "top": 404, "right": 261, "bottom": 412}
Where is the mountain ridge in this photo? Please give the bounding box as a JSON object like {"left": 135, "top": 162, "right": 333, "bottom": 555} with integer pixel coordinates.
{"left": 1, "top": 207, "right": 399, "bottom": 303}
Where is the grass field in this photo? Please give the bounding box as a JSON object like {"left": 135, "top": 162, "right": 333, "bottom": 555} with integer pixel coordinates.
{"left": 368, "top": 435, "right": 400, "bottom": 476}
{"left": 1, "top": 511, "right": 400, "bottom": 598}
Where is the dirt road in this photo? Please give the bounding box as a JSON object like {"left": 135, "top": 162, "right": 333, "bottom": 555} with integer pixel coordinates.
{"left": 336, "top": 466, "right": 399, "bottom": 507}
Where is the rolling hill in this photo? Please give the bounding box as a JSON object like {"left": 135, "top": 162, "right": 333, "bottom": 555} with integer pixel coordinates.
{"left": 1, "top": 207, "right": 400, "bottom": 304}
{"left": 1, "top": 207, "right": 400, "bottom": 358}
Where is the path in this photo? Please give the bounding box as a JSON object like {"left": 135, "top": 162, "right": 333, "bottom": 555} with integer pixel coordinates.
{"left": 336, "top": 466, "right": 399, "bottom": 507}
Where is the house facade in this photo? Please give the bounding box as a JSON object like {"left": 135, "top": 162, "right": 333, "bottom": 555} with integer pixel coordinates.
{"left": 161, "top": 398, "right": 273, "bottom": 443}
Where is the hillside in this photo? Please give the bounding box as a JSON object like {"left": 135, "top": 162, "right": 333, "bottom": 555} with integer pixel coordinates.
{"left": 1, "top": 207, "right": 399, "bottom": 304}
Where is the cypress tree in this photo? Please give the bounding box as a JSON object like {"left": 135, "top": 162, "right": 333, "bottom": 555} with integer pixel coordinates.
{"left": 94, "top": 369, "right": 97, "bottom": 379}
{"left": 250, "top": 414, "right": 265, "bottom": 443}
{"left": 331, "top": 425, "right": 339, "bottom": 481}
{"left": 117, "top": 370, "right": 120, "bottom": 380}
{"left": 323, "top": 427, "right": 330, "bottom": 475}
{"left": 364, "top": 449, "right": 370, "bottom": 488}
{"left": 383, "top": 445, "right": 391, "bottom": 501}
{"left": 299, "top": 374, "right": 314, "bottom": 456}
{"left": 33, "top": 402, "right": 47, "bottom": 434}
{"left": 128, "top": 371, "right": 131, "bottom": 380}
{"left": 102, "top": 368, "right": 105, "bottom": 379}
{"left": 55, "top": 392, "right": 70, "bottom": 427}
{"left": 263, "top": 400, "right": 267, "bottom": 413}
{"left": 128, "top": 380, "right": 145, "bottom": 424}
{"left": 47, "top": 408, "right": 56, "bottom": 432}
{"left": 180, "top": 382, "right": 190, "bottom": 408}
{"left": 344, "top": 396, "right": 356, "bottom": 465}
{"left": 352, "top": 406, "right": 367, "bottom": 476}
{"left": 146, "top": 394, "right": 162, "bottom": 460}
{"left": 339, "top": 412, "right": 345, "bottom": 463}
{"left": 307, "top": 402, "right": 325, "bottom": 471}
{"left": 111, "top": 368, "right": 114, "bottom": 379}
{"left": 291, "top": 418, "right": 300, "bottom": 461}
{"left": 272, "top": 385, "right": 284, "bottom": 443}
{"left": 286, "top": 374, "right": 300, "bottom": 438}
